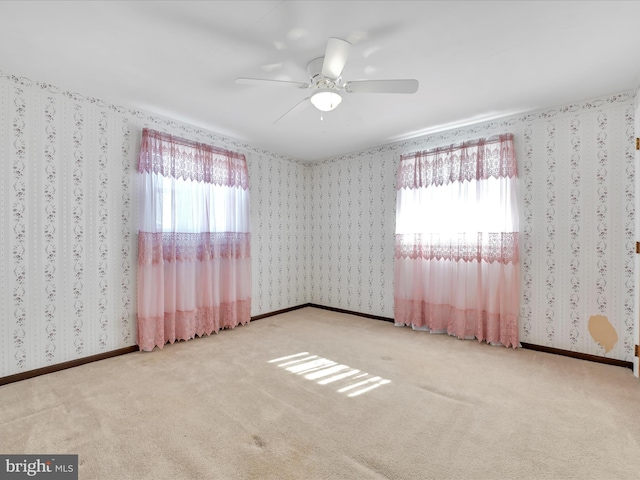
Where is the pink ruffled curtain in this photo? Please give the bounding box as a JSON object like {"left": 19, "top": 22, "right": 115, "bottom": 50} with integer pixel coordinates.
{"left": 394, "top": 134, "right": 520, "bottom": 347}
{"left": 137, "top": 128, "right": 251, "bottom": 351}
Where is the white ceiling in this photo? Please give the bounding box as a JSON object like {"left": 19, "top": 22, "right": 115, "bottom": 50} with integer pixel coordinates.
{"left": 1, "top": 1, "right": 639, "bottom": 162}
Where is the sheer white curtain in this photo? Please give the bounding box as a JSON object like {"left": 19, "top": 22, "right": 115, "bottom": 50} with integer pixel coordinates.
{"left": 137, "top": 128, "right": 251, "bottom": 351}
{"left": 394, "top": 134, "right": 520, "bottom": 347}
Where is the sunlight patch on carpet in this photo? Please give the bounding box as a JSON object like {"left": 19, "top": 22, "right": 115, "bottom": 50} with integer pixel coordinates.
{"left": 268, "top": 352, "right": 391, "bottom": 397}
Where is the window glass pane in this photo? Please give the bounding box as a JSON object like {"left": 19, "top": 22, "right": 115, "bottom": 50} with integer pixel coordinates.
{"left": 159, "top": 174, "right": 249, "bottom": 233}
{"left": 396, "top": 177, "right": 517, "bottom": 240}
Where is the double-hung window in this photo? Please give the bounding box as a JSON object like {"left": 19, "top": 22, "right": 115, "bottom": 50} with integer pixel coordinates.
{"left": 394, "top": 134, "right": 520, "bottom": 347}
{"left": 137, "top": 128, "right": 251, "bottom": 351}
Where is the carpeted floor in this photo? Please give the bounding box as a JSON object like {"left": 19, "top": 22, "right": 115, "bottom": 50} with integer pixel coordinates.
{"left": 1, "top": 307, "right": 639, "bottom": 479}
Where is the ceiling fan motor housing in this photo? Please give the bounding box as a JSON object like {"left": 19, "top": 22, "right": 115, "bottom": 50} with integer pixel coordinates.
{"left": 307, "top": 57, "right": 339, "bottom": 89}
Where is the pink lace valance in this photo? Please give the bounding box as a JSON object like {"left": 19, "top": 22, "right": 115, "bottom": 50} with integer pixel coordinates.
{"left": 394, "top": 232, "right": 519, "bottom": 265}
{"left": 138, "top": 128, "right": 249, "bottom": 189}
{"left": 398, "top": 133, "right": 516, "bottom": 189}
{"left": 138, "top": 232, "right": 251, "bottom": 265}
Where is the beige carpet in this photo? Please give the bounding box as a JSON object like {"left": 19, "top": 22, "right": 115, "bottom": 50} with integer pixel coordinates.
{"left": 1, "top": 307, "right": 639, "bottom": 479}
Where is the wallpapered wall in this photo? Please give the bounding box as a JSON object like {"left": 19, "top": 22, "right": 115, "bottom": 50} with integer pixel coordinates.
{"left": 309, "top": 152, "right": 396, "bottom": 317}
{"left": 0, "top": 70, "right": 309, "bottom": 378}
{"left": 310, "top": 92, "right": 636, "bottom": 362}
{"left": 250, "top": 152, "right": 310, "bottom": 314}
{"left": 0, "top": 67, "right": 636, "bottom": 379}
{"left": 635, "top": 89, "right": 640, "bottom": 375}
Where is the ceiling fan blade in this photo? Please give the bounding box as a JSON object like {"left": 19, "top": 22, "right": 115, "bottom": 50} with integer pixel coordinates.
{"left": 235, "top": 78, "right": 310, "bottom": 89}
{"left": 344, "top": 79, "right": 419, "bottom": 94}
{"left": 321, "top": 38, "right": 351, "bottom": 79}
{"left": 273, "top": 97, "right": 311, "bottom": 124}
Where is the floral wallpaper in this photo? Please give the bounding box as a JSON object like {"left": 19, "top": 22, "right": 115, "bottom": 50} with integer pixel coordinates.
{"left": 310, "top": 91, "right": 636, "bottom": 362}
{"left": 1, "top": 81, "right": 136, "bottom": 374}
{"left": 249, "top": 152, "right": 310, "bottom": 315}
{"left": 0, "top": 66, "right": 636, "bottom": 380}
{"left": 635, "top": 89, "right": 640, "bottom": 375}
{"left": 309, "top": 152, "right": 396, "bottom": 317}
{"left": 0, "top": 69, "right": 308, "bottom": 378}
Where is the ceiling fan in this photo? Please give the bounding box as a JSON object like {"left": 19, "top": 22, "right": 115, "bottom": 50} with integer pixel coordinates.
{"left": 235, "top": 37, "right": 419, "bottom": 123}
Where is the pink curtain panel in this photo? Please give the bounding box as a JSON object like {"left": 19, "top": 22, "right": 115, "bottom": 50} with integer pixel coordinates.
{"left": 394, "top": 134, "right": 520, "bottom": 347}
{"left": 137, "top": 129, "right": 251, "bottom": 351}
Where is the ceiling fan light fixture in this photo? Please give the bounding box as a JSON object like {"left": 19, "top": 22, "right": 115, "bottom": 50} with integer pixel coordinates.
{"left": 310, "top": 89, "right": 342, "bottom": 112}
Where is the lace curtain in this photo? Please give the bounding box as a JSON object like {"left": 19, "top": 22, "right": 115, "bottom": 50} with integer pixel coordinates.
{"left": 394, "top": 134, "right": 520, "bottom": 347}
{"left": 137, "top": 128, "right": 251, "bottom": 351}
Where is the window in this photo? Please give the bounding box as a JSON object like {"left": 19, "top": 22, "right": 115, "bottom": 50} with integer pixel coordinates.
{"left": 136, "top": 128, "right": 251, "bottom": 351}
{"left": 158, "top": 174, "right": 249, "bottom": 233}
{"left": 394, "top": 134, "right": 520, "bottom": 347}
